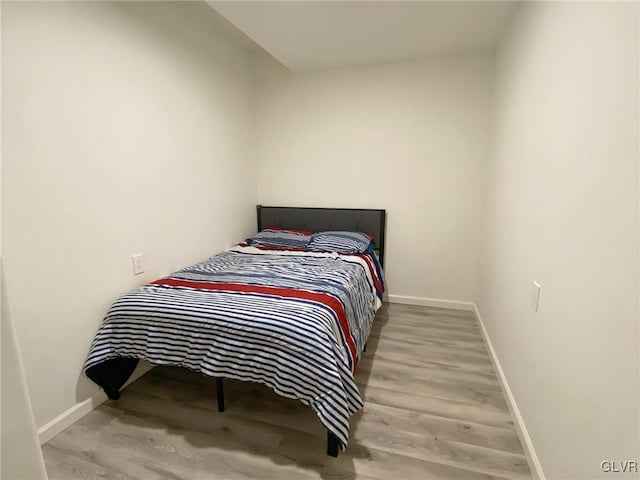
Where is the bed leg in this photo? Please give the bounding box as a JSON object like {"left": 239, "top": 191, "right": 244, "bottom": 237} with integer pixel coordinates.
{"left": 363, "top": 342, "right": 367, "bottom": 353}
{"left": 327, "top": 431, "right": 339, "bottom": 457}
{"left": 216, "top": 377, "right": 225, "bottom": 412}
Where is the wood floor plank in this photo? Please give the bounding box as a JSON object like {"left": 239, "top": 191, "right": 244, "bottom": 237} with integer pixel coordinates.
{"left": 369, "top": 349, "right": 496, "bottom": 374}
{"left": 358, "top": 374, "right": 509, "bottom": 413}
{"left": 358, "top": 356, "right": 503, "bottom": 392}
{"left": 350, "top": 419, "right": 530, "bottom": 479}
{"left": 375, "top": 321, "right": 485, "bottom": 343}
{"left": 354, "top": 402, "right": 524, "bottom": 454}
{"left": 365, "top": 334, "right": 492, "bottom": 362}
{"left": 368, "top": 329, "right": 489, "bottom": 353}
{"left": 43, "top": 303, "right": 531, "bottom": 480}
{"left": 360, "top": 383, "right": 515, "bottom": 429}
{"left": 375, "top": 310, "right": 478, "bottom": 328}
{"left": 379, "top": 303, "right": 476, "bottom": 322}
{"left": 376, "top": 316, "right": 482, "bottom": 340}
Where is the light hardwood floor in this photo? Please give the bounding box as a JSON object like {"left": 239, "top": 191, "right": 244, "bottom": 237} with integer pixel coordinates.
{"left": 43, "top": 303, "right": 532, "bottom": 479}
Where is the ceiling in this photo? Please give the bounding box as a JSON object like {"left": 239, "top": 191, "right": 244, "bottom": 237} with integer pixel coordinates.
{"left": 208, "top": 1, "right": 519, "bottom": 72}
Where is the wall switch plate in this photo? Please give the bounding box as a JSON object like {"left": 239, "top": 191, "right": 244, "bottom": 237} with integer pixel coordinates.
{"left": 132, "top": 253, "right": 144, "bottom": 275}
{"left": 531, "top": 281, "right": 541, "bottom": 312}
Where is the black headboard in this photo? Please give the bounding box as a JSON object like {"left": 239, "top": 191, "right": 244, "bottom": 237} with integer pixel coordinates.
{"left": 256, "top": 205, "right": 386, "bottom": 268}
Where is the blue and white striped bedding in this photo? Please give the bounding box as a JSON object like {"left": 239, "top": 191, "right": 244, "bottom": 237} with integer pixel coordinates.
{"left": 84, "top": 246, "right": 384, "bottom": 450}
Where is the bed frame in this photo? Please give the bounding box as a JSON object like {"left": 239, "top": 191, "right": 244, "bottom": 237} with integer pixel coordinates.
{"left": 89, "top": 206, "right": 386, "bottom": 458}
{"left": 215, "top": 205, "right": 387, "bottom": 457}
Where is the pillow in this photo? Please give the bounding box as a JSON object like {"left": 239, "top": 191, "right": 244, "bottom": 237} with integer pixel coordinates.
{"left": 246, "top": 228, "right": 311, "bottom": 249}
{"left": 308, "top": 231, "right": 374, "bottom": 254}
{"left": 265, "top": 226, "right": 313, "bottom": 236}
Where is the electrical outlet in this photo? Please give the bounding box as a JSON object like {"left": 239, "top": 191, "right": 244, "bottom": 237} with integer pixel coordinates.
{"left": 531, "top": 281, "right": 541, "bottom": 312}
{"left": 132, "top": 253, "right": 144, "bottom": 275}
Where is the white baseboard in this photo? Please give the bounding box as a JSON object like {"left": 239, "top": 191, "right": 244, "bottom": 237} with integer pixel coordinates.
{"left": 472, "top": 304, "right": 545, "bottom": 480}
{"left": 387, "top": 294, "right": 475, "bottom": 311}
{"left": 38, "top": 362, "right": 153, "bottom": 445}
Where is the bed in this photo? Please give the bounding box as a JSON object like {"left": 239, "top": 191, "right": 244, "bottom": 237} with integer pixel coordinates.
{"left": 84, "top": 205, "right": 386, "bottom": 457}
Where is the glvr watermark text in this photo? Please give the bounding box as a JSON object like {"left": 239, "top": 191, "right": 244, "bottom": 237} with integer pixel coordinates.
{"left": 600, "top": 460, "right": 638, "bottom": 473}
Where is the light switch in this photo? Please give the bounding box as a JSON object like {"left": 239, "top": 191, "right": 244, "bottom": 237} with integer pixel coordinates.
{"left": 531, "top": 281, "right": 541, "bottom": 312}
{"left": 132, "top": 253, "right": 144, "bottom": 275}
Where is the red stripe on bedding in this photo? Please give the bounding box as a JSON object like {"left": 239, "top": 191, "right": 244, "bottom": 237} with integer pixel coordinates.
{"left": 150, "top": 278, "right": 359, "bottom": 371}
{"left": 358, "top": 254, "right": 383, "bottom": 295}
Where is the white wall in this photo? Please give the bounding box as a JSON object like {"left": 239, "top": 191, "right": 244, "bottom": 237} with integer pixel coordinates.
{"left": 2, "top": 269, "right": 49, "bottom": 480}
{"left": 255, "top": 53, "right": 493, "bottom": 303}
{"left": 2, "top": 1, "right": 258, "bottom": 429}
{"left": 1, "top": 4, "right": 47, "bottom": 476}
{"left": 477, "top": 2, "right": 639, "bottom": 478}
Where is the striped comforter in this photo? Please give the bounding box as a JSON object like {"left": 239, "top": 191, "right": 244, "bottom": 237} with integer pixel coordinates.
{"left": 84, "top": 245, "right": 384, "bottom": 450}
